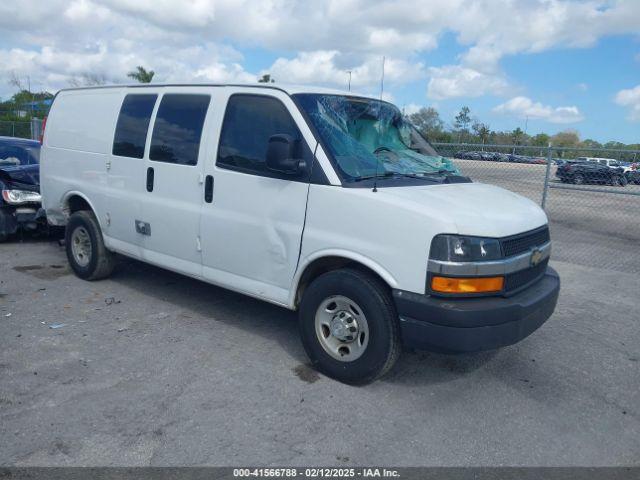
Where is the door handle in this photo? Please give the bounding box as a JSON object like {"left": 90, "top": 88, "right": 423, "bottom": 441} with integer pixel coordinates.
{"left": 204, "top": 175, "right": 214, "bottom": 203}
{"left": 146, "top": 167, "right": 154, "bottom": 192}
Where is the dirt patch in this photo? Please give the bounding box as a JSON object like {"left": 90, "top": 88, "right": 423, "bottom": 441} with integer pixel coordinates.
{"left": 293, "top": 364, "right": 320, "bottom": 384}
{"left": 13, "top": 264, "right": 70, "bottom": 280}
{"left": 13, "top": 265, "right": 43, "bottom": 272}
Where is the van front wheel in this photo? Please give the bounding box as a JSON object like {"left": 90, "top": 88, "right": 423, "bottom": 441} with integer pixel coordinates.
{"left": 65, "top": 210, "right": 115, "bottom": 280}
{"left": 298, "top": 268, "right": 401, "bottom": 385}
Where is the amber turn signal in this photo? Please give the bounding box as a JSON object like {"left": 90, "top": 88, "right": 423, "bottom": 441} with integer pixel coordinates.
{"left": 431, "top": 275, "right": 504, "bottom": 294}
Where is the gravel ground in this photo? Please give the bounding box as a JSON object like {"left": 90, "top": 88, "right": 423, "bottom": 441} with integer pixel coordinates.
{"left": 0, "top": 238, "right": 638, "bottom": 466}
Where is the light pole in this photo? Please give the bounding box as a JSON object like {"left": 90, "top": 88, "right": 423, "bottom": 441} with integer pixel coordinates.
{"left": 347, "top": 70, "right": 352, "bottom": 92}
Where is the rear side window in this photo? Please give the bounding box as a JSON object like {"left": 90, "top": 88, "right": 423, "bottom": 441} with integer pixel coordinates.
{"left": 0, "top": 145, "right": 38, "bottom": 166}
{"left": 112, "top": 94, "right": 157, "bottom": 158}
{"left": 0, "top": 146, "right": 21, "bottom": 166}
{"left": 149, "top": 94, "right": 210, "bottom": 166}
{"left": 217, "top": 95, "right": 300, "bottom": 174}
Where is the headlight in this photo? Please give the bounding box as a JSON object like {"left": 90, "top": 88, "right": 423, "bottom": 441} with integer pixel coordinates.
{"left": 1, "top": 189, "right": 42, "bottom": 205}
{"left": 430, "top": 234, "right": 502, "bottom": 262}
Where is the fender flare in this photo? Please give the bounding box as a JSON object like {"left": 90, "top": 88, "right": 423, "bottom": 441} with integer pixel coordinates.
{"left": 288, "top": 249, "right": 399, "bottom": 307}
{"left": 60, "top": 190, "right": 102, "bottom": 224}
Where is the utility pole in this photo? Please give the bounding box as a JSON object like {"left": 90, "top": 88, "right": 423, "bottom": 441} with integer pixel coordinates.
{"left": 347, "top": 70, "right": 352, "bottom": 92}
{"left": 524, "top": 115, "right": 529, "bottom": 136}
{"left": 28, "top": 76, "right": 34, "bottom": 117}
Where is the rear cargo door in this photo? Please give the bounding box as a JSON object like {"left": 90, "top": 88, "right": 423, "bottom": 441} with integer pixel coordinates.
{"left": 107, "top": 91, "right": 159, "bottom": 256}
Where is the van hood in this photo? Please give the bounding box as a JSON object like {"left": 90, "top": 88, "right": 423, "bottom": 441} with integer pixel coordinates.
{"left": 378, "top": 182, "right": 547, "bottom": 238}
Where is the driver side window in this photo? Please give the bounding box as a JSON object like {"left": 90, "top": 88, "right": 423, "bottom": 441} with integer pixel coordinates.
{"left": 216, "top": 94, "right": 302, "bottom": 176}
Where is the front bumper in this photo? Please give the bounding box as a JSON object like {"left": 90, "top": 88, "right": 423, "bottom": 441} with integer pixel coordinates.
{"left": 0, "top": 206, "right": 46, "bottom": 237}
{"left": 393, "top": 267, "right": 560, "bottom": 353}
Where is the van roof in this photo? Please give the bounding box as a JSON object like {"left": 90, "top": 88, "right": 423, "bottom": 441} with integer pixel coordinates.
{"left": 57, "top": 83, "right": 380, "bottom": 100}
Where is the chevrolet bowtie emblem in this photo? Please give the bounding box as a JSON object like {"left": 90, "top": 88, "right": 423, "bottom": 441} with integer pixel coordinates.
{"left": 530, "top": 248, "right": 543, "bottom": 267}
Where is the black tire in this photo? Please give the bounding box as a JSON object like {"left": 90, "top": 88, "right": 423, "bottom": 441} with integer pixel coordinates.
{"left": 298, "top": 268, "right": 401, "bottom": 385}
{"left": 573, "top": 174, "right": 584, "bottom": 185}
{"left": 65, "top": 210, "right": 115, "bottom": 280}
{"left": 619, "top": 176, "right": 628, "bottom": 187}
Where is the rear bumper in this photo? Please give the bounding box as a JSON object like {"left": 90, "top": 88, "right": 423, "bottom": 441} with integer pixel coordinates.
{"left": 393, "top": 267, "right": 560, "bottom": 353}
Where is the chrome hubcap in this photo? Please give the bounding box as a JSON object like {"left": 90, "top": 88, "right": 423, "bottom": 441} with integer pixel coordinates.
{"left": 315, "top": 295, "right": 369, "bottom": 362}
{"left": 71, "top": 226, "right": 92, "bottom": 267}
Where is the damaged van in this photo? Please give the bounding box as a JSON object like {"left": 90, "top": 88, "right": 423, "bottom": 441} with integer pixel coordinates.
{"left": 41, "top": 84, "right": 559, "bottom": 384}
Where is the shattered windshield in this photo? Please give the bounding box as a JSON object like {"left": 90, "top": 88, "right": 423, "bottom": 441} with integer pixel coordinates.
{"left": 294, "top": 94, "right": 458, "bottom": 180}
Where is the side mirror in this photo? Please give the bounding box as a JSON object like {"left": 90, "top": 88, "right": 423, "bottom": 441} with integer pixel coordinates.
{"left": 266, "top": 134, "right": 304, "bottom": 175}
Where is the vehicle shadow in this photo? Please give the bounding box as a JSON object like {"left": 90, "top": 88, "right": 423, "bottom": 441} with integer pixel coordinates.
{"left": 0, "top": 227, "right": 64, "bottom": 244}
{"left": 109, "top": 256, "right": 499, "bottom": 386}
{"left": 383, "top": 349, "right": 499, "bottom": 386}
{"left": 110, "top": 257, "right": 308, "bottom": 363}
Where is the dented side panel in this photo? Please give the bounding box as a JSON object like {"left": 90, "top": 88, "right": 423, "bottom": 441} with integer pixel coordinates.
{"left": 199, "top": 87, "right": 314, "bottom": 306}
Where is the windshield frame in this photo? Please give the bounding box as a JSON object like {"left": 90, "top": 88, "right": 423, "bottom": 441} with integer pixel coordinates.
{"left": 291, "top": 93, "right": 451, "bottom": 185}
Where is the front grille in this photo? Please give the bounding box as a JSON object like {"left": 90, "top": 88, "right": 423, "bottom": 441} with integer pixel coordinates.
{"left": 501, "top": 226, "right": 550, "bottom": 257}
{"left": 504, "top": 258, "right": 549, "bottom": 293}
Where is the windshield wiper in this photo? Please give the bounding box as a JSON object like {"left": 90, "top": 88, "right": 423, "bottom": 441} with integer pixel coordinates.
{"left": 353, "top": 172, "right": 434, "bottom": 182}
{"left": 418, "top": 169, "right": 453, "bottom": 176}
{"left": 352, "top": 171, "right": 395, "bottom": 182}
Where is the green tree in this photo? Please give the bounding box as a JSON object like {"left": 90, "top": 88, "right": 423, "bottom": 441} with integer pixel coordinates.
{"left": 408, "top": 107, "right": 444, "bottom": 140}
{"left": 581, "top": 138, "right": 602, "bottom": 149}
{"left": 551, "top": 130, "right": 580, "bottom": 148}
{"left": 454, "top": 106, "right": 471, "bottom": 132}
{"left": 472, "top": 121, "right": 491, "bottom": 145}
{"left": 453, "top": 106, "right": 472, "bottom": 142}
{"left": 127, "top": 66, "right": 154, "bottom": 83}
{"left": 512, "top": 127, "right": 525, "bottom": 145}
{"left": 531, "top": 133, "right": 550, "bottom": 146}
{"left": 258, "top": 73, "right": 274, "bottom": 83}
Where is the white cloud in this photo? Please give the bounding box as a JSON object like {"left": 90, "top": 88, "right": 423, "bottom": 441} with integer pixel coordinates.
{"left": 615, "top": 85, "right": 640, "bottom": 121}
{"left": 427, "top": 65, "right": 511, "bottom": 100}
{"left": 267, "top": 51, "right": 424, "bottom": 89}
{"left": 493, "top": 96, "right": 584, "bottom": 124}
{"left": 402, "top": 103, "right": 423, "bottom": 116}
{"left": 577, "top": 83, "right": 589, "bottom": 92}
{"left": 0, "top": 0, "right": 639, "bottom": 102}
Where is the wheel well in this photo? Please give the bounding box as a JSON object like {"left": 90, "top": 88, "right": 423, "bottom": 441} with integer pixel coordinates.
{"left": 295, "top": 256, "right": 390, "bottom": 307}
{"left": 66, "top": 195, "right": 92, "bottom": 214}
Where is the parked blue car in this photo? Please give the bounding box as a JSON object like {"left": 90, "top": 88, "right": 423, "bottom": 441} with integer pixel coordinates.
{"left": 0, "top": 136, "right": 46, "bottom": 241}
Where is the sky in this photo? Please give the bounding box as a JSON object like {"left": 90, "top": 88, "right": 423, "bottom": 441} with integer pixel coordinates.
{"left": 1, "top": 0, "right": 639, "bottom": 144}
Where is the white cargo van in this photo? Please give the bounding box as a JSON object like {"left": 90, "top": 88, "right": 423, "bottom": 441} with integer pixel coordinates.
{"left": 41, "top": 84, "right": 559, "bottom": 384}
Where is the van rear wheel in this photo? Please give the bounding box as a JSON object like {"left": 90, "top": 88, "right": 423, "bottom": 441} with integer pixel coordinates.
{"left": 65, "top": 210, "right": 115, "bottom": 280}
{"left": 298, "top": 268, "right": 401, "bottom": 385}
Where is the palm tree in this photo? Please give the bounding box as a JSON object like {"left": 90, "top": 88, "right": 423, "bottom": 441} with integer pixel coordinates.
{"left": 127, "top": 66, "right": 154, "bottom": 83}
{"left": 258, "top": 74, "right": 274, "bottom": 83}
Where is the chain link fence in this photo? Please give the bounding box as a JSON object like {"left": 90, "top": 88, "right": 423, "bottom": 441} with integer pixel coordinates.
{"left": 0, "top": 118, "right": 43, "bottom": 140}
{"left": 434, "top": 142, "right": 640, "bottom": 274}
